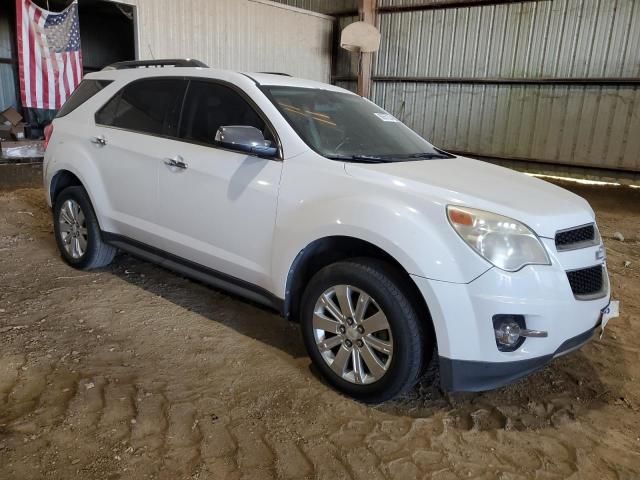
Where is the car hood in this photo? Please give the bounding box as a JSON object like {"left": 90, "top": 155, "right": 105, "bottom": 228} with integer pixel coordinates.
{"left": 344, "top": 156, "right": 595, "bottom": 238}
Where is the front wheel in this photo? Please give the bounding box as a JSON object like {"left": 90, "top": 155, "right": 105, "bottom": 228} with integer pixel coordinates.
{"left": 300, "top": 259, "right": 431, "bottom": 403}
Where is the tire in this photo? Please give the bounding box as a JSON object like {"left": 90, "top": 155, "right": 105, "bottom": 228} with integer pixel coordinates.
{"left": 53, "top": 186, "right": 116, "bottom": 270}
{"left": 300, "top": 258, "right": 431, "bottom": 403}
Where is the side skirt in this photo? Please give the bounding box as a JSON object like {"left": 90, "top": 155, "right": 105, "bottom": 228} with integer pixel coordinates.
{"left": 101, "top": 232, "right": 285, "bottom": 314}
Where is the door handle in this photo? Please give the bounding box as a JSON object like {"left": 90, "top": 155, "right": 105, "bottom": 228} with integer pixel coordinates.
{"left": 90, "top": 136, "right": 107, "bottom": 146}
{"left": 163, "top": 156, "right": 187, "bottom": 170}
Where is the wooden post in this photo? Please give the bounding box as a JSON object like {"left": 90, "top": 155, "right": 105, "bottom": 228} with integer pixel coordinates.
{"left": 357, "top": 0, "right": 375, "bottom": 98}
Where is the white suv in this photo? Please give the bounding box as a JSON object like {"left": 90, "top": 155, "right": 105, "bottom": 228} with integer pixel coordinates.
{"left": 44, "top": 59, "right": 612, "bottom": 402}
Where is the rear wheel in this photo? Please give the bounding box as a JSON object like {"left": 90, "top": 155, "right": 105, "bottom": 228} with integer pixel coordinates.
{"left": 53, "top": 186, "right": 116, "bottom": 270}
{"left": 300, "top": 259, "right": 430, "bottom": 403}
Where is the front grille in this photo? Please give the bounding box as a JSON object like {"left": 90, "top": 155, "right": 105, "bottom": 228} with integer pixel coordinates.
{"left": 567, "top": 265, "right": 604, "bottom": 297}
{"left": 555, "top": 224, "right": 596, "bottom": 250}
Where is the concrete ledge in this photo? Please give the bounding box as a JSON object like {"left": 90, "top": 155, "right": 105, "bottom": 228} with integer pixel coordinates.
{"left": 0, "top": 162, "right": 43, "bottom": 190}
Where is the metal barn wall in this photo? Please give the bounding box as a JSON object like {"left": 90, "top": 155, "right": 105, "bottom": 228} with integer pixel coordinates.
{"left": 0, "top": 65, "right": 15, "bottom": 111}
{"left": 335, "top": 14, "right": 361, "bottom": 85}
{"left": 117, "top": 0, "right": 334, "bottom": 82}
{"left": 269, "top": 0, "right": 357, "bottom": 14}
{"left": 370, "top": 0, "right": 640, "bottom": 172}
{"left": 0, "top": 9, "right": 17, "bottom": 111}
{"left": 378, "top": 0, "right": 498, "bottom": 6}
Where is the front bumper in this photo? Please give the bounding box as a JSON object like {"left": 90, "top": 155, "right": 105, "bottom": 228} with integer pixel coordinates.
{"left": 439, "top": 323, "right": 599, "bottom": 391}
{"left": 412, "top": 254, "right": 610, "bottom": 392}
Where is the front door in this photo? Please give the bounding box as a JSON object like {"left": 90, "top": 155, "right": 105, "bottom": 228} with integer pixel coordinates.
{"left": 157, "top": 79, "right": 282, "bottom": 290}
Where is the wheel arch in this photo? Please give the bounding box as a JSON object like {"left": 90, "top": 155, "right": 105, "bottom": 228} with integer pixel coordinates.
{"left": 50, "top": 169, "right": 83, "bottom": 205}
{"left": 283, "top": 235, "right": 435, "bottom": 338}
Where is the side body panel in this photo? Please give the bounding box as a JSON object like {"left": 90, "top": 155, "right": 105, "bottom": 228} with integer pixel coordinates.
{"left": 87, "top": 126, "right": 167, "bottom": 248}
{"left": 44, "top": 115, "right": 120, "bottom": 234}
{"left": 157, "top": 137, "right": 283, "bottom": 290}
{"left": 269, "top": 151, "right": 494, "bottom": 299}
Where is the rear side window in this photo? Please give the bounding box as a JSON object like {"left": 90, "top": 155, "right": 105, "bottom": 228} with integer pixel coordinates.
{"left": 95, "top": 78, "right": 186, "bottom": 137}
{"left": 56, "top": 79, "right": 112, "bottom": 118}
{"left": 179, "top": 80, "right": 273, "bottom": 145}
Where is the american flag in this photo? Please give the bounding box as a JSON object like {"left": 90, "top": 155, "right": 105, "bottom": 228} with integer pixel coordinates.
{"left": 16, "top": 0, "right": 83, "bottom": 110}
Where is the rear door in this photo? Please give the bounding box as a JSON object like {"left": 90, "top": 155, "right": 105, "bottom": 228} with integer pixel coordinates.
{"left": 156, "top": 79, "right": 283, "bottom": 290}
{"left": 92, "top": 77, "right": 187, "bottom": 247}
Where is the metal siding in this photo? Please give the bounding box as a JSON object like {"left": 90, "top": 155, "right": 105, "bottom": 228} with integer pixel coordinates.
{"left": 118, "top": 0, "right": 333, "bottom": 82}
{"left": 0, "top": 64, "right": 17, "bottom": 111}
{"left": 0, "top": 10, "right": 16, "bottom": 111}
{"left": 269, "top": 0, "right": 357, "bottom": 14}
{"left": 376, "top": 1, "right": 640, "bottom": 79}
{"left": 379, "top": 0, "right": 441, "bottom": 5}
{"left": 378, "top": 0, "right": 505, "bottom": 6}
{"left": 247, "top": 1, "right": 333, "bottom": 80}
{"left": 0, "top": 11, "right": 11, "bottom": 59}
{"left": 336, "top": 15, "right": 360, "bottom": 78}
{"left": 373, "top": 0, "right": 640, "bottom": 172}
{"left": 335, "top": 80, "right": 358, "bottom": 92}
{"left": 373, "top": 81, "right": 640, "bottom": 171}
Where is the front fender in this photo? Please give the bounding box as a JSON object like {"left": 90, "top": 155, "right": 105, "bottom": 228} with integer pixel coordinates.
{"left": 271, "top": 193, "right": 491, "bottom": 298}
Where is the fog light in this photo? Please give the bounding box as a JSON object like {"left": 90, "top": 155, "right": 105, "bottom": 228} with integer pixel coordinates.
{"left": 495, "top": 321, "right": 521, "bottom": 346}
{"left": 492, "top": 314, "right": 526, "bottom": 352}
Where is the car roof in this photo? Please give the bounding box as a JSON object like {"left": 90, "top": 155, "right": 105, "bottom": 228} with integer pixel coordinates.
{"left": 243, "top": 72, "right": 351, "bottom": 93}
{"left": 85, "top": 66, "right": 354, "bottom": 95}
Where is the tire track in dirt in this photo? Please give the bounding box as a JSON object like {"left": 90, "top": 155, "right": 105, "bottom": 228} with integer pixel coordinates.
{"left": 99, "top": 380, "right": 136, "bottom": 442}
{"left": 0, "top": 354, "right": 26, "bottom": 413}
{"left": 1, "top": 358, "right": 52, "bottom": 426}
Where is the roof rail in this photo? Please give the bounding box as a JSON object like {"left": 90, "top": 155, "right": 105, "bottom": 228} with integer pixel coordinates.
{"left": 258, "top": 72, "right": 292, "bottom": 77}
{"left": 103, "top": 59, "right": 208, "bottom": 70}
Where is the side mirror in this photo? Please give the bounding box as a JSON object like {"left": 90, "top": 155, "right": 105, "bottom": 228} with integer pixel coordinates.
{"left": 214, "top": 126, "right": 278, "bottom": 158}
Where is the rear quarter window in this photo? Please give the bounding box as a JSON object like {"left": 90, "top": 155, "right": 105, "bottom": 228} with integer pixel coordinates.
{"left": 56, "top": 79, "right": 113, "bottom": 118}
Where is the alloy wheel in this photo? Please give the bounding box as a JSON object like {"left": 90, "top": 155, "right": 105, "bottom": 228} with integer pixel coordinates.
{"left": 58, "top": 199, "right": 88, "bottom": 259}
{"left": 312, "top": 284, "right": 393, "bottom": 384}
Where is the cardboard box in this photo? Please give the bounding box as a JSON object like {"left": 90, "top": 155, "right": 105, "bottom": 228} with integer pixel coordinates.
{"left": 0, "top": 107, "right": 23, "bottom": 127}
{"left": 10, "top": 122, "right": 26, "bottom": 140}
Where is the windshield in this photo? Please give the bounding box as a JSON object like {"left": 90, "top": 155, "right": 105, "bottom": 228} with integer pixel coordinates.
{"left": 264, "top": 86, "right": 452, "bottom": 162}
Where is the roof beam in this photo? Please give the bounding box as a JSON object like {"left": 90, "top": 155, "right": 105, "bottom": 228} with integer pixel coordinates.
{"left": 356, "top": 0, "right": 375, "bottom": 97}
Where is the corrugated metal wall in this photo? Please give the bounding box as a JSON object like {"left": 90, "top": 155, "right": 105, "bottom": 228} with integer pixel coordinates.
{"left": 378, "top": 0, "right": 496, "bottom": 6}
{"left": 369, "top": 0, "right": 640, "bottom": 172}
{"left": 0, "top": 9, "right": 17, "bottom": 111}
{"left": 0, "top": 65, "right": 15, "bottom": 111}
{"left": 336, "top": 14, "right": 360, "bottom": 82}
{"left": 269, "top": 0, "right": 356, "bottom": 14}
{"left": 373, "top": 82, "right": 640, "bottom": 171}
{"left": 0, "top": 15, "right": 12, "bottom": 61}
{"left": 375, "top": 1, "right": 640, "bottom": 79}
{"left": 118, "top": 0, "right": 334, "bottom": 82}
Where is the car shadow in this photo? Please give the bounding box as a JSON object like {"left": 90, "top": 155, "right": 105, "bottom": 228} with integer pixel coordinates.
{"left": 107, "top": 252, "right": 309, "bottom": 360}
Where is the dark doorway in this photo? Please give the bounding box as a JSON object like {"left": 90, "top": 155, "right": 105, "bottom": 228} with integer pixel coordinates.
{"left": 76, "top": 0, "right": 136, "bottom": 73}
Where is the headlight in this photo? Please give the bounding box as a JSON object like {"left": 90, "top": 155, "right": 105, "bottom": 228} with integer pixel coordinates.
{"left": 447, "top": 205, "right": 550, "bottom": 272}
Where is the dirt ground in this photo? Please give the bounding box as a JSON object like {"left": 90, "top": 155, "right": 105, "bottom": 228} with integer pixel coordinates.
{"left": 0, "top": 182, "right": 639, "bottom": 480}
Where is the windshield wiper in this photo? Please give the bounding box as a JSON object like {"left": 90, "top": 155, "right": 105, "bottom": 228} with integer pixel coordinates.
{"left": 325, "top": 154, "right": 388, "bottom": 163}
{"left": 405, "top": 152, "right": 451, "bottom": 159}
